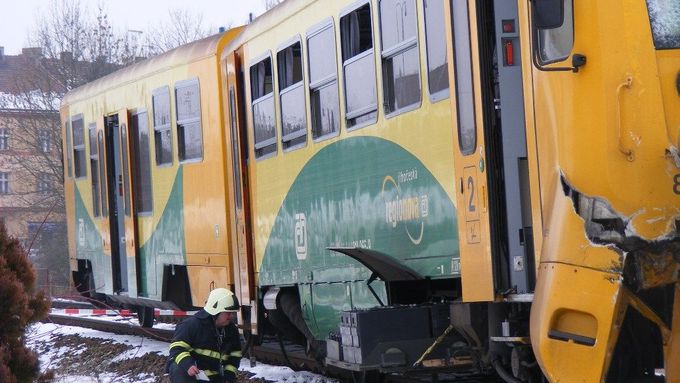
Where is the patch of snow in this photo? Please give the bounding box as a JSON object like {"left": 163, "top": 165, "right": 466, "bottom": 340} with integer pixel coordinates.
{"left": 28, "top": 322, "right": 169, "bottom": 355}
{"left": 48, "top": 374, "right": 157, "bottom": 383}
{"left": 27, "top": 322, "right": 339, "bottom": 382}
{"left": 0, "top": 91, "right": 61, "bottom": 111}
{"left": 243, "top": 362, "right": 337, "bottom": 383}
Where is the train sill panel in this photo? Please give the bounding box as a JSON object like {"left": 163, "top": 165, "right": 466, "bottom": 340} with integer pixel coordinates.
{"left": 531, "top": 263, "right": 622, "bottom": 382}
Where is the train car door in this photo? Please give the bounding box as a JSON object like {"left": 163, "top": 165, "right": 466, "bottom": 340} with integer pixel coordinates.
{"left": 448, "top": 0, "right": 495, "bottom": 302}
{"left": 225, "top": 48, "right": 256, "bottom": 330}
{"left": 104, "top": 110, "right": 139, "bottom": 295}
{"left": 448, "top": 0, "right": 534, "bottom": 302}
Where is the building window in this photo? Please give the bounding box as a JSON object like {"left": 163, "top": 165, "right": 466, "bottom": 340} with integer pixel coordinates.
{"left": 250, "top": 55, "right": 277, "bottom": 159}
{"left": 424, "top": 0, "right": 449, "bottom": 99}
{"left": 152, "top": 86, "right": 173, "bottom": 166}
{"left": 131, "top": 111, "right": 153, "bottom": 214}
{"left": 175, "top": 79, "right": 203, "bottom": 162}
{"left": 307, "top": 21, "right": 340, "bottom": 140}
{"left": 0, "top": 128, "right": 9, "bottom": 150}
{"left": 0, "top": 172, "right": 9, "bottom": 194}
{"left": 26, "top": 222, "right": 60, "bottom": 257}
{"left": 38, "top": 129, "right": 51, "bottom": 152}
{"left": 88, "top": 123, "right": 101, "bottom": 216}
{"left": 72, "top": 115, "right": 87, "bottom": 178}
{"left": 340, "top": 3, "right": 377, "bottom": 128}
{"left": 37, "top": 173, "right": 51, "bottom": 194}
{"left": 278, "top": 40, "right": 307, "bottom": 150}
{"left": 380, "top": 0, "right": 421, "bottom": 115}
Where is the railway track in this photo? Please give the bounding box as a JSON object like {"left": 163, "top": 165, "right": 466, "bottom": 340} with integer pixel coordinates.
{"left": 46, "top": 314, "right": 174, "bottom": 341}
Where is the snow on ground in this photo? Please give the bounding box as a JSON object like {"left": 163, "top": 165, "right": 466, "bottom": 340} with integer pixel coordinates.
{"left": 27, "top": 319, "right": 338, "bottom": 383}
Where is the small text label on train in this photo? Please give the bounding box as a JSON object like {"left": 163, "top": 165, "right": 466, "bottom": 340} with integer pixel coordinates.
{"left": 294, "top": 213, "right": 307, "bottom": 260}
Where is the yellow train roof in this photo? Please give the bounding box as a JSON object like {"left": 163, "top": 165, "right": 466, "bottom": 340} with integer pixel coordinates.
{"left": 221, "top": 0, "right": 310, "bottom": 59}
{"left": 62, "top": 27, "right": 243, "bottom": 107}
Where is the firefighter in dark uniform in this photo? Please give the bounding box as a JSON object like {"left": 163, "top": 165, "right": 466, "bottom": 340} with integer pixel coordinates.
{"left": 167, "top": 288, "right": 242, "bottom": 382}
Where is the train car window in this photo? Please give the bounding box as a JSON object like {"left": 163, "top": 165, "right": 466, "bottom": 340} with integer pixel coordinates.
{"left": 131, "top": 111, "right": 153, "bottom": 214}
{"left": 646, "top": 0, "right": 680, "bottom": 49}
{"left": 175, "top": 79, "right": 203, "bottom": 162}
{"left": 152, "top": 86, "right": 173, "bottom": 166}
{"left": 97, "top": 130, "right": 108, "bottom": 217}
{"left": 424, "top": 0, "right": 449, "bottom": 100}
{"left": 307, "top": 21, "right": 340, "bottom": 140}
{"left": 341, "top": 3, "right": 378, "bottom": 129}
{"left": 228, "top": 88, "right": 242, "bottom": 210}
{"left": 380, "top": 0, "right": 421, "bottom": 116}
{"left": 88, "top": 123, "right": 101, "bottom": 217}
{"left": 65, "top": 121, "right": 73, "bottom": 178}
{"left": 121, "top": 123, "right": 131, "bottom": 216}
{"left": 451, "top": 0, "right": 476, "bottom": 155}
{"left": 250, "top": 55, "right": 277, "bottom": 159}
{"left": 71, "top": 115, "right": 87, "bottom": 179}
{"left": 277, "top": 40, "right": 307, "bottom": 150}
{"left": 536, "top": 0, "right": 574, "bottom": 63}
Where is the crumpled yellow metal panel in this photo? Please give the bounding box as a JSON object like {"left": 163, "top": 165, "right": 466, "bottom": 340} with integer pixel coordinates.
{"left": 531, "top": 261, "right": 623, "bottom": 382}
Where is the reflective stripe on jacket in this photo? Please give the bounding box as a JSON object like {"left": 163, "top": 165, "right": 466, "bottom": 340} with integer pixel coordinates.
{"left": 167, "top": 309, "right": 241, "bottom": 383}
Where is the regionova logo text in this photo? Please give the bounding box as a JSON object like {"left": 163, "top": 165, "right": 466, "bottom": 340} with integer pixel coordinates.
{"left": 382, "top": 169, "right": 429, "bottom": 245}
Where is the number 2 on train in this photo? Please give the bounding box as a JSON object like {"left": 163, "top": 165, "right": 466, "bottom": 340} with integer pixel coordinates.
{"left": 467, "top": 176, "right": 476, "bottom": 213}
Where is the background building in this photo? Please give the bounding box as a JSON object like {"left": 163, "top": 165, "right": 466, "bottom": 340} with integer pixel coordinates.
{"left": 0, "top": 46, "right": 69, "bottom": 293}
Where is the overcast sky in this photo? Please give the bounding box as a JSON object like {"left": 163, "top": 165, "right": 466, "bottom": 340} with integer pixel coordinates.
{"left": 0, "top": 0, "right": 267, "bottom": 55}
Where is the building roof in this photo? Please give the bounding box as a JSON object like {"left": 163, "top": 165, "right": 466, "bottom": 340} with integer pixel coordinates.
{"left": 0, "top": 53, "right": 29, "bottom": 94}
{"left": 0, "top": 47, "right": 66, "bottom": 98}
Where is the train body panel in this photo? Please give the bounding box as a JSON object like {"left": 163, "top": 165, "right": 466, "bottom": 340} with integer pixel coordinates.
{"left": 258, "top": 136, "right": 459, "bottom": 338}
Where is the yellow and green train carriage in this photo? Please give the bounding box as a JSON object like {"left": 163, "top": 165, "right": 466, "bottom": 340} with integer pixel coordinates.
{"left": 61, "top": 28, "right": 243, "bottom": 325}
{"left": 221, "top": 0, "right": 464, "bottom": 370}
{"left": 62, "top": 0, "right": 680, "bottom": 381}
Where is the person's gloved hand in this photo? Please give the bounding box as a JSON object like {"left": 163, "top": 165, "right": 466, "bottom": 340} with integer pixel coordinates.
{"left": 187, "top": 365, "right": 200, "bottom": 376}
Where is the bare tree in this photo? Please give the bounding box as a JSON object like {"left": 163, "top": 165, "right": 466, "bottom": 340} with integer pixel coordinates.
{"left": 0, "top": 0, "right": 129, "bottom": 288}
{"left": 0, "top": 60, "right": 68, "bottom": 287}
{"left": 0, "top": 0, "right": 127, "bottom": 213}
{"left": 30, "top": 0, "right": 89, "bottom": 89}
{"left": 0, "top": 0, "right": 212, "bottom": 287}
{"left": 144, "top": 9, "right": 213, "bottom": 56}
{"left": 2, "top": 0, "right": 151, "bottom": 209}
{"left": 263, "top": 0, "right": 286, "bottom": 10}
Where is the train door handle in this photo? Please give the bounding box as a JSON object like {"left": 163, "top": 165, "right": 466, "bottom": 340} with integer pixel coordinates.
{"left": 615, "top": 76, "right": 635, "bottom": 161}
